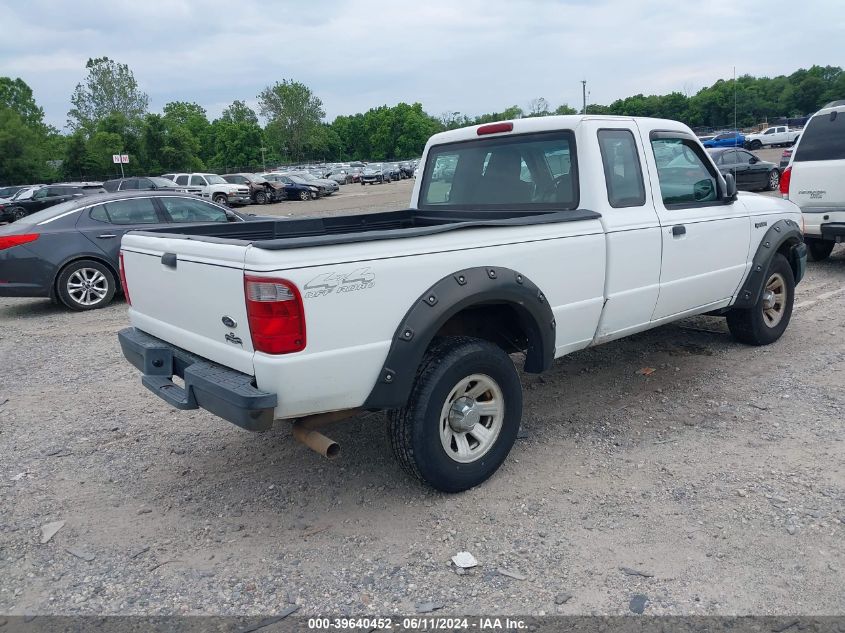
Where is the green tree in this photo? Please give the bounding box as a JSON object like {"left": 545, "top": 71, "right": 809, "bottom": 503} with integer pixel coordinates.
{"left": 207, "top": 101, "right": 264, "bottom": 170}
{"left": 0, "top": 108, "right": 44, "bottom": 184}
{"left": 0, "top": 77, "right": 45, "bottom": 127}
{"left": 258, "top": 80, "right": 325, "bottom": 161}
{"left": 67, "top": 57, "right": 148, "bottom": 132}
{"left": 554, "top": 104, "right": 578, "bottom": 115}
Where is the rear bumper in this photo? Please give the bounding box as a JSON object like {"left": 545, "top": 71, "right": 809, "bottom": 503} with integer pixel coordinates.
{"left": 821, "top": 223, "right": 845, "bottom": 242}
{"left": 118, "top": 327, "right": 277, "bottom": 432}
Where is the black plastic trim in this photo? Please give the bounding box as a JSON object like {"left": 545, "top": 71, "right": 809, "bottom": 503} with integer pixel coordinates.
{"left": 118, "top": 327, "right": 277, "bottom": 431}
{"left": 363, "top": 267, "right": 556, "bottom": 410}
{"left": 732, "top": 219, "right": 804, "bottom": 309}
{"left": 820, "top": 223, "right": 845, "bottom": 240}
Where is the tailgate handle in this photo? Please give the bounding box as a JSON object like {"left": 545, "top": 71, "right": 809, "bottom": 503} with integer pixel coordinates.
{"left": 161, "top": 252, "right": 177, "bottom": 268}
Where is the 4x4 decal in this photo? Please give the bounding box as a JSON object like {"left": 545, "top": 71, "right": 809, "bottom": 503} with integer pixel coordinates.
{"left": 303, "top": 267, "right": 375, "bottom": 298}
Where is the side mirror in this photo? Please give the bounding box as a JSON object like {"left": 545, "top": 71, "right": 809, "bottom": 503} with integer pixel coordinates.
{"left": 723, "top": 173, "right": 737, "bottom": 201}
{"left": 749, "top": 156, "right": 759, "bottom": 164}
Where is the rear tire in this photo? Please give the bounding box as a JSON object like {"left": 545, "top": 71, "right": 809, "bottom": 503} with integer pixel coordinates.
{"left": 767, "top": 169, "right": 780, "bottom": 191}
{"left": 387, "top": 337, "right": 523, "bottom": 493}
{"left": 56, "top": 259, "right": 116, "bottom": 311}
{"left": 727, "top": 253, "right": 794, "bottom": 346}
{"left": 806, "top": 238, "right": 834, "bottom": 262}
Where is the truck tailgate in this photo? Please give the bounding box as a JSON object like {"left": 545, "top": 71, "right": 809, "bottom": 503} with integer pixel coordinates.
{"left": 121, "top": 233, "right": 255, "bottom": 375}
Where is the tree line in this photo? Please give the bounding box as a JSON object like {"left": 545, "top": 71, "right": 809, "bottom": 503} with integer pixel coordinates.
{"left": 1, "top": 58, "right": 843, "bottom": 185}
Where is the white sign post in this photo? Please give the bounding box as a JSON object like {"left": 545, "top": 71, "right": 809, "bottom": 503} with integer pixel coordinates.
{"left": 112, "top": 153, "right": 125, "bottom": 178}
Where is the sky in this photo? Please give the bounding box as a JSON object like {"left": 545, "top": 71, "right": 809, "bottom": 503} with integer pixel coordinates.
{"left": 0, "top": 0, "right": 841, "bottom": 130}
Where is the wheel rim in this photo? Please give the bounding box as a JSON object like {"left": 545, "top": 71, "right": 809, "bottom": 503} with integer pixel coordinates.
{"left": 300, "top": 191, "right": 308, "bottom": 200}
{"left": 256, "top": 192, "right": 266, "bottom": 204}
{"left": 761, "top": 272, "right": 786, "bottom": 328}
{"left": 439, "top": 374, "right": 504, "bottom": 464}
{"left": 769, "top": 171, "right": 779, "bottom": 189}
{"left": 67, "top": 268, "right": 109, "bottom": 306}
{"left": 214, "top": 196, "right": 226, "bottom": 205}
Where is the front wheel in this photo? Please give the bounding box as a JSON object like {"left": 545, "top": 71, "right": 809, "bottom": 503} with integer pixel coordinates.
{"left": 387, "top": 337, "right": 523, "bottom": 492}
{"left": 254, "top": 190, "right": 267, "bottom": 205}
{"left": 212, "top": 194, "right": 228, "bottom": 206}
{"left": 299, "top": 190, "right": 310, "bottom": 201}
{"left": 56, "top": 260, "right": 116, "bottom": 311}
{"left": 727, "top": 253, "right": 794, "bottom": 346}
{"left": 749, "top": 140, "right": 763, "bottom": 150}
{"left": 12, "top": 208, "right": 27, "bottom": 221}
{"left": 767, "top": 169, "right": 780, "bottom": 191}
{"left": 806, "top": 237, "right": 835, "bottom": 262}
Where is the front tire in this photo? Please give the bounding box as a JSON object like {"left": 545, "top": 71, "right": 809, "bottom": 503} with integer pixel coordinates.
{"left": 213, "top": 194, "right": 228, "bottom": 206}
{"left": 299, "top": 190, "right": 310, "bottom": 201}
{"left": 254, "top": 190, "right": 267, "bottom": 205}
{"left": 387, "top": 337, "right": 523, "bottom": 493}
{"left": 12, "top": 208, "right": 26, "bottom": 221}
{"left": 749, "top": 140, "right": 763, "bottom": 150}
{"left": 806, "top": 237, "right": 834, "bottom": 262}
{"left": 57, "top": 260, "right": 116, "bottom": 311}
{"left": 727, "top": 253, "right": 794, "bottom": 346}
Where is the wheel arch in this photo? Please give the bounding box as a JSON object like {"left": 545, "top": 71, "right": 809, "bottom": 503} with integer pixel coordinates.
{"left": 732, "top": 219, "right": 804, "bottom": 309}
{"left": 364, "top": 266, "right": 556, "bottom": 409}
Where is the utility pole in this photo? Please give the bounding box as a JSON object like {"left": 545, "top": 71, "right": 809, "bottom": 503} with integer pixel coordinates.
{"left": 260, "top": 147, "right": 267, "bottom": 172}
{"left": 581, "top": 80, "right": 587, "bottom": 115}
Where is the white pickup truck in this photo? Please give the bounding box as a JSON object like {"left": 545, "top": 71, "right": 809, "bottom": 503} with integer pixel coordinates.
{"left": 744, "top": 126, "right": 801, "bottom": 150}
{"left": 118, "top": 115, "right": 807, "bottom": 492}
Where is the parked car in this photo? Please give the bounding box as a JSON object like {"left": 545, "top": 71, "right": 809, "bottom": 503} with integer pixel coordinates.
{"left": 0, "top": 185, "right": 87, "bottom": 222}
{"left": 707, "top": 148, "right": 780, "bottom": 191}
{"left": 167, "top": 173, "right": 251, "bottom": 206}
{"left": 222, "top": 173, "right": 285, "bottom": 204}
{"left": 0, "top": 192, "right": 265, "bottom": 310}
{"left": 386, "top": 163, "right": 403, "bottom": 180}
{"left": 289, "top": 171, "right": 340, "bottom": 195}
{"left": 103, "top": 177, "right": 184, "bottom": 193}
{"left": 702, "top": 131, "right": 745, "bottom": 148}
{"left": 348, "top": 167, "right": 364, "bottom": 183}
{"left": 744, "top": 126, "right": 801, "bottom": 150}
{"left": 780, "top": 99, "right": 845, "bottom": 261}
{"left": 360, "top": 164, "right": 389, "bottom": 185}
{"left": 399, "top": 162, "right": 414, "bottom": 178}
{"left": 259, "top": 173, "right": 319, "bottom": 200}
{"left": 0, "top": 185, "right": 29, "bottom": 201}
{"left": 327, "top": 169, "right": 353, "bottom": 185}
{"left": 54, "top": 181, "right": 106, "bottom": 194}
{"left": 117, "top": 115, "right": 805, "bottom": 492}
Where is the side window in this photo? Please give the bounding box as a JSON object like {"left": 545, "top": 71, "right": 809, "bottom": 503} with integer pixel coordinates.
{"left": 32, "top": 188, "right": 48, "bottom": 199}
{"left": 597, "top": 129, "right": 646, "bottom": 208}
{"left": 159, "top": 197, "right": 229, "bottom": 223}
{"left": 90, "top": 198, "right": 159, "bottom": 224}
{"left": 651, "top": 137, "right": 719, "bottom": 206}
{"left": 735, "top": 151, "right": 754, "bottom": 164}
{"left": 136, "top": 178, "right": 154, "bottom": 190}
{"left": 174, "top": 175, "right": 188, "bottom": 185}
{"left": 777, "top": 127, "right": 786, "bottom": 133}
{"left": 190, "top": 175, "right": 206, "bottom": 186}
{"left": 764, "top": 128, "right": 774, "bottom": 135}
{"left": 121, "top": 179, "right": 138, "bottom": 190}
{"left": 721, "top": 150, "right": 737, "bottom": 164}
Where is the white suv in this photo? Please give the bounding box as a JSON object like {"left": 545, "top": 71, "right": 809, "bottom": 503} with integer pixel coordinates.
{"left": 781, "top": 100, "right": 845, "bottom": 261}
{"left": 164, "top": 173, "right": 251, "bottom": 207}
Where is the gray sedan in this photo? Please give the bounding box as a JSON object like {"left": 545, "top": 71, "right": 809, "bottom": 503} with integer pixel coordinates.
{"left": 0, "top": 191, "right": 262, "bottom": 311}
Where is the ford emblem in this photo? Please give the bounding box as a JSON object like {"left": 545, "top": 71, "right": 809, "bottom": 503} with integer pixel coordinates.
{"left": 222, "top": 316, "right": 237, "bottom": 328}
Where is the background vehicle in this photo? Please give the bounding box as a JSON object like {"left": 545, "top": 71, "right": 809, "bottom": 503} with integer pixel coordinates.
{"left": 744, "top": 126, "right": 801, "bottom": 150}
{"left": 360, "top": 164, "right": 388, "bottom": 184}
{"left": 288, "top": 171, "right": 339, "bottom": 195}
{"left": 167, "top": 173, "right": 251, "bottom": 206}
{"left": 0, "top": 185, "right": 86, "bottom": 222}
{"left": 707, "top": 148, "right": 780, "bottom": 191}
{"left": 781, "top": 100, "right": 845, "bottom": 261}
{"left": 259, "top": 173, "right": 318, "bottom": 200}
{"left": 702, "top": 131, "right": 746, "bottom": 148}
{"left": 0, "top": 185, "right": 29, "bottom": 200}
{"left": 103, "top": 177, "right": 183, "bottom": 193}
{"left": 119, "top": 115, "right": 806, "bottom": 493}
{"left": 327, "top": 169, "right": 352, "bottom": 185}
{"left": 0, "top": 192, "right": 263, "bottom": 311}
{"left": 222, "top": 173, "right": 284, "bottom": 204}
{"left": 780, "top": 148, "right": 794, "bottom": 169}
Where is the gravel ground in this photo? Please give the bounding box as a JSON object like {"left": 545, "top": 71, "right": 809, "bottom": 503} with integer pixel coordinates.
{"left": 1, "top": 180, "right": 843, "bottom": 617}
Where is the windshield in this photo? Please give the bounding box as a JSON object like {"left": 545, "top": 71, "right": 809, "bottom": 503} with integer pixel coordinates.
{"left": 204, "top": 175, "right": 226, "bottom": 184}
{"left": 419, "top": 131, "right": 578, "bottom": 210}
{"left": 12, "top": 187, "right": 36, "bottom": 201}
{"left": 251, "top": 174, "right": 267, "bottom": 183}
{"left": 289, "top": 176, "right": 309, "bottom": 185}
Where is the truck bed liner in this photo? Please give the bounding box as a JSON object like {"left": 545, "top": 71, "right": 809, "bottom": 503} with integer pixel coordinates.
{"left": 128, "top": 208, "right": 601, "bottom": 251}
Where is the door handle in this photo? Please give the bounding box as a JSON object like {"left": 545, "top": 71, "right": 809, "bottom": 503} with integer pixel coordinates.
{"left": 672, "top": 225, "right": 686, "bottom": 237}
{"left": 97, "top": 233, "right": 117, "bottom": 238}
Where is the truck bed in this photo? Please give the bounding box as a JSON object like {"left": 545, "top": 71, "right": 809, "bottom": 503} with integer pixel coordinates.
{"left": 131, "top": 207, "right": 601, "bottom": 250}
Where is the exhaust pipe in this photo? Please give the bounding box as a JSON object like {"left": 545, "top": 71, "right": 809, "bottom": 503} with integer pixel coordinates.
{"left": 291, "top": 408, "right": 361, "bottom": 460}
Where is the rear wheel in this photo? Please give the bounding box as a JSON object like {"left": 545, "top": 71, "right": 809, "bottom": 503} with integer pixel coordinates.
{"left": 806, "top": 237, "right": 835, "bottom": 262}
{"left": 57, "top": 260, "right": 116, "bottom": 311}
{"left": 767, "top": 169, "right": 780, "bottom": 191}
{"left": 727, "top": 253, "right": 794, "bottom": 345}
{"left": 387, "top": 337, "right": 522, "bottom": 492}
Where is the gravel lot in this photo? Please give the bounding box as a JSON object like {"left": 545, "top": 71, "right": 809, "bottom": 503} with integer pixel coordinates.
{"left": 1, "top": 177, "right": 843, "bottom": 617}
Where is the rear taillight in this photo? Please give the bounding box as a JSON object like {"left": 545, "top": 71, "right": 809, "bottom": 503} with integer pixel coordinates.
{"left": 244, "top": 276, "right": 305, "bottom": 354}
{"left": 118, "top": 251, "right": 131, "bottom": 305}
{"left": 0, "top": 234, "right": 38, "bottom": 251}
{"left": 780, "top": 166, "right": 791, "bottom": 198}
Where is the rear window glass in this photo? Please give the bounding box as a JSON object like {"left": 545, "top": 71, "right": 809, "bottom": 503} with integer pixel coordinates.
{"left": 794, "top": 110, "right": 845, "bottom": 162}
{"left": 597, "top": 129, "right": 646, "bottom": 208}
{"left": 419, "top": 131, "right": 578, "bottom": 210}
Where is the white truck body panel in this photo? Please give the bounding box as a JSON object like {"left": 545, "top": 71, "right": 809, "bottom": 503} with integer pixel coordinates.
{"left": 120, "top": 115, "right": 804, "bottom": 421}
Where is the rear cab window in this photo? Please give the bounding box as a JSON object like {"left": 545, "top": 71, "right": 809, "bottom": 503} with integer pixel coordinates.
{"left": 597, "top": 129, "right": 646, "bottom": 208}
{"left": 418, "top": 131, "right": 578, "bottom": 210}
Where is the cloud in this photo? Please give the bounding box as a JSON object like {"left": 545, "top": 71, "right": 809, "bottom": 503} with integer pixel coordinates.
{"left": 0, "top": 0, "right": 841, "bottom": 129}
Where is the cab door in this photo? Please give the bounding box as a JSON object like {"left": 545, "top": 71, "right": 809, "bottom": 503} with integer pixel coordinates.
{"left": 638, "top": 126, "right": 751, "bottom": 320}
{"left": 579, "top": 120, "right": 662, "bottom": 342}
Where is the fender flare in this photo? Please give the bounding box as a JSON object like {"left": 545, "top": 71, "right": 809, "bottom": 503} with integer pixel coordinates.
{"left": 732, "top": 218, "right": 804, "bottom": 310}
{"left": 363, "top": 266, "right": 556, "bottom": 410}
